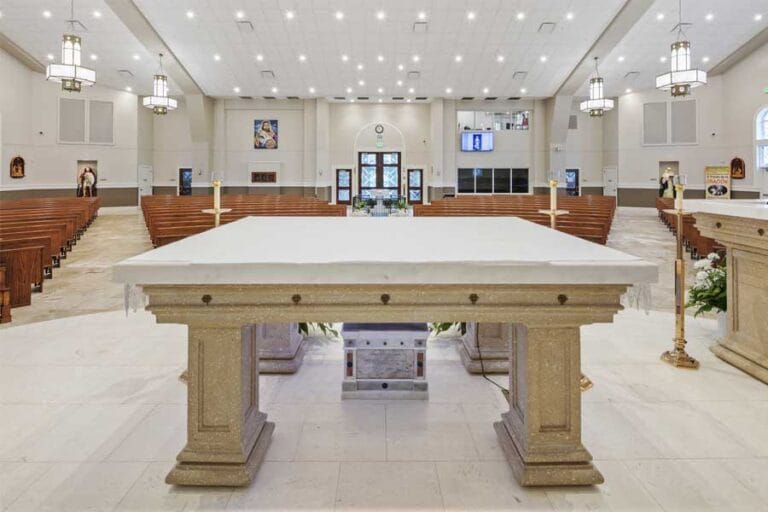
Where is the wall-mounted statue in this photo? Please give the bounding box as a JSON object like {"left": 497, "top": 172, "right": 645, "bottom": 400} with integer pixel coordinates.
{"left": 77, "top": 163, "right": 98, "bottom": 197}
{"left": 10, "top": 156, "right": 25, "bottom": 179}
{"left": 730, "top": 157, "right": 745, "bottom": 180}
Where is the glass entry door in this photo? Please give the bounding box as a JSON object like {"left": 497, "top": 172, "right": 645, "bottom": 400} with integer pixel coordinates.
{"left": 358, "top": 152, "right": 401, "bottom": 199}
{"left": 336, "top": 169, "right": 352, "bottom": 204}
{"left": 407, "top": 169, "right": 423, "bottom": 204}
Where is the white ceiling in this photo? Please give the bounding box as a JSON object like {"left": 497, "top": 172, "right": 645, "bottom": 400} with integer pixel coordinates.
{"left": 0, "top": 0, "right": 181, "bottom": 95}
{"left": 0, "top": 0, "right": 766, "bottom": 100}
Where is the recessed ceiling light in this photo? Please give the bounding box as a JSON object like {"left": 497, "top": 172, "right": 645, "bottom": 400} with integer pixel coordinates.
{"left": 378, "top": 98, "right": 383, "bottom": 103}
{"left": 125, "top": 86, "right": 132, "bottom": 92}
{"left": 755, "top": 13, "right": 764, "bottom": 21}
{"left": 92, "top": 10, "right": 102, "bottom": 18}
{"left": 132, "top": 54, "right": 141, "bottom": 61}
{"left": 376, "top": 11, "right": 386, "bottom": 20}
{"left": 233, "top": 86, "right": 241, "bottom": 93}
{"left": 625, "top": 88, "right": 632, "bottom": 93}
{"left": 540, "top": 55, "right": 548, "bottom": 62}
{"left": 516, "top": 12, "right": 525, "bottom": 20}
{"left": 660, "top": 55, "right": 667, "bottom": 63}
{"left": 341, "top": 54, "right": 349, "bottom": 62}
{"left": 346, "top": 87, "right": 353, "bottom": 93}
{"left": 42, "top": 10, "right": 52, "bottom": 18}
{"left": 271, "top": 86, "right": 278, "bottom": 93}
{"left": 358, "top": 80, "right": 365, "bottom": 86}
{"left": 467, "top": 11, "right": 476, "bottom": 21}
{"left": 285, "top": 10, "right": 295, "bottom": 20}
{"left": 256, "top": 54, "right": 264, "bottom": 61}
{"left": 335, "top": 11, "right": 344, "bottom": 20}
{"left": 235, "top": 11, "right": 245, "bottom": 19}
{"left": 702, "top": 56, "right": 710, "bottom": 63}
{"left": 308, "top": 87, "right": 316, "bottom": 94}
{"left": 357, "top": 63, "right": 364, "bottom": 71}
{"left": 412, "top": 55, "right": 420, "bottom": 62}
{"left": 705, "top": 13, "right": 714, "bottom": 21}
{"left": 186, "top": 10, "right": 195, "bottom": 19}
{"left": 618, "top": 56, "right": 625, "bottom": 62}
{"left": 482, "top": 87, "right": 489, "bottom": 94}
{"left": 418, "top": 11, "right": 426, "bottom": 20}
{"left": 455, "top": 55, "right": 463, "bottom": 63}
{"left": 89, "top": 53, "right": 98, "bottom": 61}
{"left": 377, "top": 55, "right": 384, "bottom": 62}
{"left": 408, "top": 87, "right": 415, "bottom": 93}
{"left": 445, "top": 87, "right": 453, "bottom": 94}
{"left": 298, "top": 54, "right": 306, "bottom": 62}
{"left": 656, "top": 12, "right": 665, "bottom": 20}
{"left": 213, "top": 54, "right": 221, "bottom": 61}
{"left": 377, "top": 87, "right": 384, "bottom": 93}
{"left": 46, "top": 53, "right": 54, "bottom": 61}
{"left": 496, "top": 55, "right": 505, "bottom": 63}
{"left": 396, "top": 80, "right": 403, "bottom": 86}
{"left": 397, "top": 64, "right": 404, "bottom": 71}
{"left": 566, "top": 12, "right": 574, "bottom": 20}
{"left": 520, "top": 87, "right": 527, "bottom": 94}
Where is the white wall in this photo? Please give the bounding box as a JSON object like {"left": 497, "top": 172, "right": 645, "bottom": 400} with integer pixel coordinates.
{"left": 564, "top": 108, "right": 604, "bottom": 189}
{"left": 0, "top": 48, "right": 139, "bottom": 191}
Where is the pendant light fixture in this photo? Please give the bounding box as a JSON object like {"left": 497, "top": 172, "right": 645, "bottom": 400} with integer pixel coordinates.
{"left": 46, "top": 0, "right": 96, "bottom": 92}
{"left": 580, "top": 57, "right": 614, "bottom": 117}
{"left": 656, "top": 0, "right": 706, "bottom": 97}
{"left": 142, "top": 53, "right": 177, "bottom": 115}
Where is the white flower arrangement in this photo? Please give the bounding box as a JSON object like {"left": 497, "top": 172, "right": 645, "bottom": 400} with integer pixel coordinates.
{"left": 687, "top": 253, "right": 727, "bottom": 316}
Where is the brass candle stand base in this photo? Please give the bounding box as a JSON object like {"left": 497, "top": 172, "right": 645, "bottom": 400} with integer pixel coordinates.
{"left": 579, "top": 374, "right": 593, "bottom": 392}
{"left": 661, "top": 346, "right": 700, "bottom": 369}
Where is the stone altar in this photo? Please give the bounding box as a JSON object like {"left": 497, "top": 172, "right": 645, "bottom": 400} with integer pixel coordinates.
{"left": 458, "top": 322, "right": 512, "bottom": 374}
{"left": 686, "top": 199, "right": 768, "bottom": 384}
{"left": 113, "top": 216, "right": 656, "bottom": 487}
{"left": 254, "top": 322, "right": 305, "bottom": 373}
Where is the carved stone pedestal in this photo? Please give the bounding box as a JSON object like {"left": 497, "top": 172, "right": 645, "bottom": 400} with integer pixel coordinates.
{"left": 255, "top": 322, "right": 305, "bottom": 374}
{"left": 458, "top": 322, "right": 512, "bottom": 374}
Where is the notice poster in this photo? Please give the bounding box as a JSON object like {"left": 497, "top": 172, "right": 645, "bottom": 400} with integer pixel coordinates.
{"left": 704, "top": 166, "right": 731, "bottom": 199}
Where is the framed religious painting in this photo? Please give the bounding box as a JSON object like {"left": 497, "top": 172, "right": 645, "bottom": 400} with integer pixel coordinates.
{"left": 730, "top": 157, "right": 745, "bottom": 180}
{"left": 254, "top": 120, "right": 278, "bottom": 149}
{"left": 10, "top": 156, "right": 25, "bottom": 178}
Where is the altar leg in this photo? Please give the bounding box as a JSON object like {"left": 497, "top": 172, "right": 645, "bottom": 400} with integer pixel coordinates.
{"left": 166, "top": 324, "right": 274, "bottom": 486}
{"left": 495, "top": 324, "right": 602, "bottom": 486}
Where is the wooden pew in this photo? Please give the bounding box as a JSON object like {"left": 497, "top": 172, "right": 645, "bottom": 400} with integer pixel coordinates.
{"left": 0, "top": 265, "right": 10, "bottom": 323}
{"left": 0, "top": 246, "right": 45, "bottom": 307}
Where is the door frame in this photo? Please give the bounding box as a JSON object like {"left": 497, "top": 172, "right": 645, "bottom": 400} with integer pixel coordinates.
{"left": 357, "top": 151, "right": 402, "bottom": 198}
{"left": 178, "top": 168, "right": 193, "bottom": 196}
{"left": 564, "top": 167, "right": 581, "bottom": 196}
{"left": 334, "top": 167, "right": 353, "bottom": 205}
{"left": 406, "top": 168, "right": 424, "bottom": 204}
{"left": 602, "top": 166, "right": 618, "bottom": 197}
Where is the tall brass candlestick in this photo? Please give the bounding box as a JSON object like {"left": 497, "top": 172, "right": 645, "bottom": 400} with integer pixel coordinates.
{"left": 212, "top": 179, "right": 222, "bottom": 227}
{"left": 661, "top": 183, "right": 700, "bottom": 369}
{"left": 549, "top": 179, "right": 558, "bottom": 228}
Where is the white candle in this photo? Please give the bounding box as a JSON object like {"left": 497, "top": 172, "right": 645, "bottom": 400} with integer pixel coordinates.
{"left": 675, "top": 185, "right": 683, "bottom": 211}
{"left": 213, "top": 180, "right": 221, "bottom": 211}
{"left": 549, "top": 180, "right": 557, "bottom": 212}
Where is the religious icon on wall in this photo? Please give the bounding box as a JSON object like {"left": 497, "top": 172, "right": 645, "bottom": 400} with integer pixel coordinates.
{"left": 10, "top": 156, "right": 25, "bottom": 179}
{"left": 704, "top": 166, "right": 731, "bottom": 199}
{"left": 76, "top": 160, "right": 98, "bottom": 197}
{"left": 730, "top": 157, "right": 745, "bottom": 180}
{"left": 254, "top": 119, "right": 278, "bottom": 149}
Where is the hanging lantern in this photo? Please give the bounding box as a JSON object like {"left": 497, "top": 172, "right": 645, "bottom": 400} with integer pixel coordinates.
{"left": 142, "top": 53, "right": 178, "bottom": 115}
{"left": 580, "top": 57, "right": 614, "bottom": 117}
{"left": 46, "top": 2, "right": 96, "bottom": 92}
{"left": 656, "top": 1, "right": 706, "bottom": 97}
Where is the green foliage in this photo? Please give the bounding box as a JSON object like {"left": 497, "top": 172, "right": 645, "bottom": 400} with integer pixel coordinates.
{"left": 686, "top": 254, "right": 727, "bottom": 317}
{"left": 298, "top": 322, "right": 339, "bottom": 338}
{"left": 429, "top": 322, "right": 467, "bottom": 336}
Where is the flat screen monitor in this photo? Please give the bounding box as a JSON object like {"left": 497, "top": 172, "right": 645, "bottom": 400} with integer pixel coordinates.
{"left": 461, "top": 131, "right": 494, "bottom": 152}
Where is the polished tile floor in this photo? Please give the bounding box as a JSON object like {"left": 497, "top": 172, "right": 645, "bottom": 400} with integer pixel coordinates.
{"left": 0, "top": 207, "right": 765, "bottom": 511}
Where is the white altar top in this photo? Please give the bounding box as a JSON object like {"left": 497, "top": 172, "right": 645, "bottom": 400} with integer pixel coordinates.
{"left": 683, "top": 199, "right": 768, "bottom": 221}
{"left": 113, "top": 217, "right": 657, "bottom": 285}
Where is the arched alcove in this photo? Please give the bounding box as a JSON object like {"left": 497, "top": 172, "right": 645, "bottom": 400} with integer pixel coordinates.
{"left": 350, "top": 122, "right": 408, "bottom": 198}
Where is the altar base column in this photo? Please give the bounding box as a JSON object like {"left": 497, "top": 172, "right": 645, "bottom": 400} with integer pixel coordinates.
{"left": 495, "top": 324, "right": 602, "bottom": 486}
{"left": 166, "top": 324, "right": 274, "bottom": 486}
{"left": 257, "top": 322, "right": 306, "bottom": 374}
{"left": 458, "top": 322, "right": 511, "bottom": 374}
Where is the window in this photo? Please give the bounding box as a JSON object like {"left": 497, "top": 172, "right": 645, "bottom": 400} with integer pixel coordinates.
{"left": 358, "top": 152, "right": 401, "bottom": 199}
{"left": 457, "top": 168, "right": 529, "bottom": 194}
{"left": 457, "top": 110, "right": 530, "bottom": 131}
{"left": 758, "top": 107, "right": 768, "bottom": 171}
{"left": 336, "top": 169, "right": 352, "bottom": 204}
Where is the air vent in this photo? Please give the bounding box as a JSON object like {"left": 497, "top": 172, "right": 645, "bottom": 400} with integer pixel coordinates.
{"left": 623, "top": 71, "right": 640, "bottom": 82}
{"left": 117, "top": 69, "right": 134, "bottom": 78}
{"left": 507, "top": 97, "right": 521, "bottom": 100}
{"left": 415, "top": 97, "right": 428, "bottom": 101}
{"left": 484, "top": 97, "right": 498, "bottom": 101}
{"left": 260, "top": 70, "right": 275, "bottom": 80}
{"left": 333, "top": 96, "right": 346, "bottom": 100}
{"left": 238, "top": 96, "right": 253, "bottom": 100}
{"left": 286, "top": 96, "right": 299, "bottom": 100}
{"left": 513, "top": 71, "right": 528, "bottom": 81}
{"left": 236, "top": 20, "right": 254, "bottom": 33}
{"left": 568, "top": 115, "right": 578, "bottom": 130}
{"left": 413, "top": 21, "right": 428, "bottom": 33}
{"left": 262, "top": 96, "right": 276, "bottom": 100}
{"left": 357, "top": 96, "right": 369, "bottom": 100}
{"left": 461, "top": 97, "right": 475, "bottom": 100}
{"left": 538, "top": 22, "right": 556, "bottom": 34}
{"left": 407, "top": 71, "right": 420, "bottom": 81}
{"left": 392, "top": 96, "right": 404, "bottom": 100}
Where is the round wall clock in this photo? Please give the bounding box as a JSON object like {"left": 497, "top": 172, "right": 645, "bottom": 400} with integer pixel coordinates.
{"left": 374, "top": 124, "right": 384, "bottom": 134}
